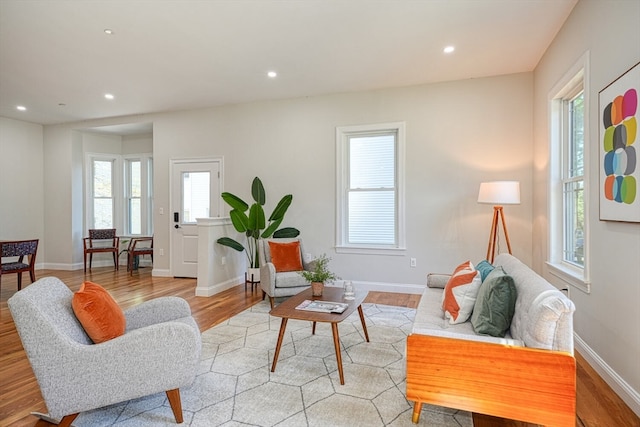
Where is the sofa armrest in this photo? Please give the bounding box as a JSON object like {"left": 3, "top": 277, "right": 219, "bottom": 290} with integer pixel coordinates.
{"left": 406, "top": 333, "right": 576, "bottom": 426}
{"left": 260, "top": 262, "right": 277, "bottom": 295}
{"left": 426, "top": 273, "right": 450, "bottom": 289}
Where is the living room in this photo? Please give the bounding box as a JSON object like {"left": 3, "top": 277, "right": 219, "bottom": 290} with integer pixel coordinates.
{"left": 1, "top": 0, "right": 639, "bottom": 425}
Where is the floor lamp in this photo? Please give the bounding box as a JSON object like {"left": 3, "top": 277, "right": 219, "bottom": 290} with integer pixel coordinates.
{"left": 478, "top": 181, "right": 520, "bottom": 264}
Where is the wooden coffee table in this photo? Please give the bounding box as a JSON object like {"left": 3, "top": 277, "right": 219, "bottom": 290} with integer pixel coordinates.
{"left": 269, "top": 286, "right": 370, "bottom": 385}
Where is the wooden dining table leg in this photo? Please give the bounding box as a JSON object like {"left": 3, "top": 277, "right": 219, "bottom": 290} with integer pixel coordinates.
{"left": 357, "top": 305, "right": 370, "bottom": 342}
{"left": 331, "top": 322, "right": 345, "bottom": 385}
{"left": 271, "top": 318, "right": 288, "bottom": 372}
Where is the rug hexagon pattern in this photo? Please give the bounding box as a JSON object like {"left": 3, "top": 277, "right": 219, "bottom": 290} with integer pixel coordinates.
{"left": 71, "top": 301, "right": 472, "bottom": 426}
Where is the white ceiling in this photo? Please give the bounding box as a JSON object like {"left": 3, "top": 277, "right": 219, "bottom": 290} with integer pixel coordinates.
{"left": 0, "top": 0, "right": 577, "bottom": 127}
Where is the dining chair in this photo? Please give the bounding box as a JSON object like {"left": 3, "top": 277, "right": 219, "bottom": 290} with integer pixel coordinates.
{"left": 0, "top": 239, "right": 39, "bottom": 291}
{"left": 83, "top": 229, "right": 119, "bottom": 272}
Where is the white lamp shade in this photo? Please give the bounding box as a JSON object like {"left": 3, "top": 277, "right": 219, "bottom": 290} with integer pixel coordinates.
{"left": 477, "top": 181, "right": 521, "bottom": 205}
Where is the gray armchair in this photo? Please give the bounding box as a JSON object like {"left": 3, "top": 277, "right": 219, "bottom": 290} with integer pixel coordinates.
{"left": 8, "top": 277, "right": 201, "bottom": 426}
{"left": 258, "top": 237, "right": 314, "bottom": 308}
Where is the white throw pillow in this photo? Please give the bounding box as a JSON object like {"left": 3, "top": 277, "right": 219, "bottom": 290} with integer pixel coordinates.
{"left": 441, "top": 261, "right": 482, "bottom": 324}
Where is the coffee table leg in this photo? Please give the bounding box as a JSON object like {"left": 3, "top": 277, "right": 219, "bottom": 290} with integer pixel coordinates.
{"left": 271, "top": 318, "right": 288, "bottom": 372}
{"left": 331, "top": 322, "right": 345, "bottom": 385}
{"left": 357, "top": 305, "right": 370, "bottom": 342}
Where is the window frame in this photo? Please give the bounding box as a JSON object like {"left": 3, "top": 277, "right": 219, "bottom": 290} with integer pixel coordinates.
{"left": 547, "top": 52, "right": 591, "bottom": 293}
{"left": 86, "top": 152, "right": 153, "bottom": 237}
{"left": 335, "top": 122, "right": 406, "bottom": 255}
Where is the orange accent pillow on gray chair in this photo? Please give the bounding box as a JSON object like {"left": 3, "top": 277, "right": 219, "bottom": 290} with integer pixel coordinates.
{"left": 72, "top": 281, "right": 126, "bottom": 343}
{"left": 268, "top": 240, "right": 303, "bottom": 272}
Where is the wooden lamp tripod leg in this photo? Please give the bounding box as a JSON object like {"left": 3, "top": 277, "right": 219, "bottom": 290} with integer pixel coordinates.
{"left": 486, "top": 206, "right": 500, "bottom": 264}
{"left": 499, "top": 206, "right": 513, "bottom": 255}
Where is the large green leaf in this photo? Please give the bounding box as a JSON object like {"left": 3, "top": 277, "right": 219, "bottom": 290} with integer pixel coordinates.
{"left": 248, "top": 203, "right": 265, "bottom": 231}
{"left": 261, "top": 218, "right": 283, "bottom": 238}
{"left": 229, "top": 209, "right": 249, "bottom": 232}
{"left": 251, "top": 177, "right": 266, "bottom": 205}
{"left": 268, "top": 194, "right": 293, "bottom": 221}
{"left": 273, "top": 227, "right": 300, "bottom": 238}
{"left": 216, "top": 237, "right": 245, "bottom": 252}
{"left": 221, "top": 192, "right": 248, "bottom": 212}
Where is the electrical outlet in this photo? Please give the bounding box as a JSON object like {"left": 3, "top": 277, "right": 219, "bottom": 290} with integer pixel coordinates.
{"left": 410, "top": 258, "right": 417, "bottom": 267}
{"left": 159, "top": 207, "right": 164, "bottom": 214}
{"left": 221, "top": 256, "right": 226, "bottom": 265}
{"left": 159, "top": 248, "right": 164, "bottom": 256}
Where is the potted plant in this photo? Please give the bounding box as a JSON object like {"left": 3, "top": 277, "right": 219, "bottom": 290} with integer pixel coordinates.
{"left": 216, "top": 177, "right": 299, "bottom": 280}
{"left": 299, "top": 254, "right": 338, "bottom": 296}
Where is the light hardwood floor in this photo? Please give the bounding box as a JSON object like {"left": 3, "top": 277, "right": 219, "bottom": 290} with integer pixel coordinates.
{"left": 1, "top": 268, "right": 638, "bottom": 426}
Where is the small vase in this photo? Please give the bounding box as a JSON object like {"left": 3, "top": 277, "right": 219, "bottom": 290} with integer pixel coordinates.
{"left": 311, "top": 281, "right": 324, "bottom": 297}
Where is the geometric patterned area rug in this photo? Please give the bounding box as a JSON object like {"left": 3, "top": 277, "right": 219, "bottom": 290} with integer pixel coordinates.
{"left": 72, "top": 301, "right": 472, "bottom": 426}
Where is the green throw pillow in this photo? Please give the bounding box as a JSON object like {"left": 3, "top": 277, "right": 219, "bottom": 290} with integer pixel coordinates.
{"left": 470, "top": 266, "right": 517, "bottom": 337}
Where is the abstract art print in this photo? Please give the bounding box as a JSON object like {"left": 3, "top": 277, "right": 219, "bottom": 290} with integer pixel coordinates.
{"left": 599, "top": 61, "right": 640, "bottom": 222}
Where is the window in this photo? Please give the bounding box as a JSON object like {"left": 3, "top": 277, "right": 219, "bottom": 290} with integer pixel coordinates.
{"left": 92, "top": 158, "right": 115, "bottom": 229}
{"left": 87, "top": 153, "right": 153, "bottom": 236}
{"left": 563, "top": 91, "right": 585, "bottom": 267}
{"left": 548, "top": 52, "right": 590, "bottom": 293}
{"left": 336, "top": 122, "right": 405, "bottom": 254}
{"left": 125, "top": 156, "right": 153, "bottom": 235}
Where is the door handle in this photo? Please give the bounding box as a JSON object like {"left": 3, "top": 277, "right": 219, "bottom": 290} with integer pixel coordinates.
{"left": 174, "top": 224, "right": 181, "bottom": 229}
{"left": 174, "top": 212, "right": 179, "bottom": 222}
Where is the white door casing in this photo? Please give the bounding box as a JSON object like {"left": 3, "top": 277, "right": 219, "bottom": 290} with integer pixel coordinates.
{"left": 170, "top": 159, "right": 222, "bottom": 278}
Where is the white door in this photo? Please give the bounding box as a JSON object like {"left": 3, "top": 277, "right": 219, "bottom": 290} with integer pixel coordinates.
{"left": 171, "top": 159, "right": 221, "bottom": 278}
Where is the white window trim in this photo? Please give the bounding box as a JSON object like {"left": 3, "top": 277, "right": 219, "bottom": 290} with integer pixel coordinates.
{"left": 86, "top": 153, "right": 122, "bottom": 232}
{"left": 547, "top": 51, "right": 591, "bottom": 294}
{"left": 85, "top": 152, "right": 153, "bottom": 237}
{"left": 335, "top": 122, "right": 406, "bottom": 255}
{"left": 124, "top": 153, "right": 153, "bottom": 236}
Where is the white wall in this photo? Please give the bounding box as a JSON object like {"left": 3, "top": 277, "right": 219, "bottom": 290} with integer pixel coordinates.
{"left": 150, "top": 72, "right": 533, "bottom": 284}
{"left": 0, "top": 117, "right": 45, "bottom": 262}
{"left": 532, "top": 0, "right": 640, "bottom": 413}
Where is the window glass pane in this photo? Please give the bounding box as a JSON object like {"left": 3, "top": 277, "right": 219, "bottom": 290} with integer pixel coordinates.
{"left": 349, "top": 134, "right": 395, "bottom": 189}
{"left": 129, "top": 199, "right": 141, "bottom": 234}
{"left": 94, "top": 199, "right": 113, "bottom": 228}
{"left": 130, "top": 160, "right": 141, "bottom": 197}
{"left": 93, "top": 160, "right": 112, "bottom": 197}
{"left": 182, "top": 172, "right": 210, "bottom": 223}
{"left": 563, "top": 180, "right": 584, "bottom": 267}
{"left": 569, "top": 92, "right": 584, "bottom": 178}
{"left": 348, "top": 190, "right": 395, "bottom": 244}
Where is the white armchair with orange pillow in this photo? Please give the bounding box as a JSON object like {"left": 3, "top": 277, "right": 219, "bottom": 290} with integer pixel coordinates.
{"left": 8, "top": 277, "right": 201, "bottom": 426}
{"left": 257, "top": 237, "right": 314, "bottom": 308}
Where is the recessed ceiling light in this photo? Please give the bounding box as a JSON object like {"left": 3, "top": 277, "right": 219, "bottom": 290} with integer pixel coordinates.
{"left": 104, "top": 93, "right": 115, "bottom": 100}
{"left": 104, "top": 29, "right": 114, "bottom": 35}
{"left": 443, "top": 46, "right": 455, "bottom": 54}
{"left": 16, "top": 105, "right": 26, "bottom": 111}
{"left": 267, "top": 71, "right": 277, "bottom": 78}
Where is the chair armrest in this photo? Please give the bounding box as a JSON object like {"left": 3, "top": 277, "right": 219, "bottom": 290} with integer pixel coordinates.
{"left": 44, "top": 321, "right": 201, "bottom": 418}
{"left": 124, "top": 296, "right": 193, "bottom": 331}
{"left": 260, "top": 262, "right": 277, "bottom": 295}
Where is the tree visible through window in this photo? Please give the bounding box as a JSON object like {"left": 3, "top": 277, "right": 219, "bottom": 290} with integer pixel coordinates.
{"left": 563, "top": 91, "right": 585, "bottom": 267}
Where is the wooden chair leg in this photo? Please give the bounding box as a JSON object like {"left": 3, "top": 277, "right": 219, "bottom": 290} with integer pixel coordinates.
{"left": 166, "top": 388, "right": 183, "bottom": 423}
{"left": 269, "top": 296, "right": 275, "bottom": 309}
{"left": 32, "top": 412, "right": 78, "bottom": 426}
{"left": 17, "top": 272, "right": 22, "bottom": 290}
{"left": 29, "top": 268, "right": 36, "bottom": 283}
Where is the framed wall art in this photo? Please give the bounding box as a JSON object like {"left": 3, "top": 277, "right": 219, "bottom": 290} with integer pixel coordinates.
{"left": 599, "top": 61, "right": 640, "bottom": 222}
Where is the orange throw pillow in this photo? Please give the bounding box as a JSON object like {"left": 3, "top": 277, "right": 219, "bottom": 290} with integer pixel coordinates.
{"left": 268, "top": 240, "right": 303, "bottom": 272}
{"left": 72, "top": 281, "right": 126, "bottom": 344}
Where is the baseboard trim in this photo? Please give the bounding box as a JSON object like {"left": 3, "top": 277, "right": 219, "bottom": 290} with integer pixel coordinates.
{"left": 574, "top": 333, "right": 640, "bottom": 417}
{"left": 151, "top": 269, "right": 171, "bottom": 277}
{"left": 195, "top": 276, "right": 243, "bottom": 297}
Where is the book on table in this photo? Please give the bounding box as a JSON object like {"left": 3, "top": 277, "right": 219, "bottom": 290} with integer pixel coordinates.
{"left": 295, "top": 300, "right": 349, "bottom": 314}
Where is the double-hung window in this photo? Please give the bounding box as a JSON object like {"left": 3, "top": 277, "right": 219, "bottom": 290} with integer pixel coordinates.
{"left": 336, "top": 122, "right": 405, "bottom": 254}
{"left": 87, "top": 153, "right": 153, "bottom": 236}
{"left": 548, "top": 52, "right": 590, "bottom": 293}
